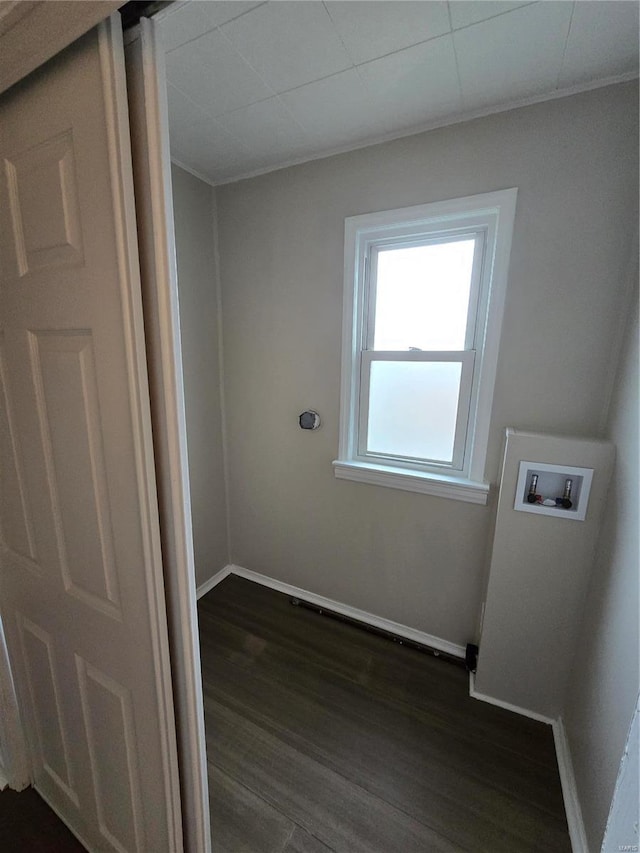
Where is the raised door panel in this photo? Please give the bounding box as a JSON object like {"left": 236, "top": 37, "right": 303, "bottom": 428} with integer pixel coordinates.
{"left": 0, "top": 333, "right": 38, "bottom": 572}
{"left": 4, "top": 130, "right": 84, "bottom": 278}
{"left": 18, "top": 615, "right": 78, "bottom": 805}
{"left": 76, "top": 657, "right": 144, "bottom": 853}
{"left": 29, "top": 330, "right": 121, "bottom": 619}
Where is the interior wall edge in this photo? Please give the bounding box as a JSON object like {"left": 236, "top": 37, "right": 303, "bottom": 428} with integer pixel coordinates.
{"left": 170, "top": 163, "right": 229, "bottom": 583}
{"left": 211, "top": 188, "right": 232, "bottom": 566}
{"left": 601, "top": 695, "right": 640, "bottom": 850}
{"left": 596, "top": 236, "right": 640, "bottom": 437}
{"left": 552, "top": 717, "right": 590, "bottom": 853}
{"left": 559, "top": 285, "right": 639, "bottom": 851}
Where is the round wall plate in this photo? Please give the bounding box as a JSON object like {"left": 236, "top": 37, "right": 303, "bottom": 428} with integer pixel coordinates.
{"left": 299, "top": 410, "right": 321, "bottom": 430}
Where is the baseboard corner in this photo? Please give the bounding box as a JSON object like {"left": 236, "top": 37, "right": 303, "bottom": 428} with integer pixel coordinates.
{"left": 196, "top": 565, "right": 234, "bottom": 600}
{"left": 468, "top": 673, "right": 555, "bottom": 725}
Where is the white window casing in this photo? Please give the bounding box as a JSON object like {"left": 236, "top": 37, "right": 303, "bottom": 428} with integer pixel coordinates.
{"left": 333, "top": 189, "right": 518, "bottom": 504}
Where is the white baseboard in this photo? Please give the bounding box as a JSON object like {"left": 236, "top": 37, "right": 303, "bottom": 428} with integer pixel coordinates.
{"left": 552, "top": 717, "right": 589, "bottom": 853}
{"left": 197, "top": 563, "right": 465, "bottom": 659}
{"left": 468, "top": 673, "right": 555, "bottom": 725}
{"left": 196, "top": 565, "right": 233, "bottom": 599}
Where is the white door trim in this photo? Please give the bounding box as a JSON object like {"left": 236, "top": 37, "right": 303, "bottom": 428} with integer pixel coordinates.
{"left": 99, "top": 15, "right": 183, "bottom": 847}
{"left": 124, "top": 17, "right": 211, "bottom": 853}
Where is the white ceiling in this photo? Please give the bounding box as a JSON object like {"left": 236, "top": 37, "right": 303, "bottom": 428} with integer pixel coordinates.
{"left": 157, "top": 1, "right": 639, "bottom": 185}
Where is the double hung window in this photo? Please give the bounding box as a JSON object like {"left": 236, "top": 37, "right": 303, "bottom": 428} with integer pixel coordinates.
{"left": 334, "top": 190, "right": 517, "bottom": 504}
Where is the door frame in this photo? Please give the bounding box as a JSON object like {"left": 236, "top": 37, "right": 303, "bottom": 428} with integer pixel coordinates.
{"left": 124, "top": 16, "right": 211, "bottom": 853}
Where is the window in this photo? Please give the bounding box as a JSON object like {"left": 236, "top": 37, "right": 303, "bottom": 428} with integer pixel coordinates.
{"left": 334, "top": 189, "right": 517, "bottom": 504}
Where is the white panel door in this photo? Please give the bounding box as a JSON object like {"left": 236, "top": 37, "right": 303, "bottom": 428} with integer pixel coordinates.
{"left": 0, "top": 15, "right": 182, "bottom": 852}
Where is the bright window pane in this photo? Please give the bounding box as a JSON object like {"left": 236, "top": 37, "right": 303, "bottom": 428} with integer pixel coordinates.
{"left": 373, "top": 239, "right": 476, "bottom": 351}
{"left": 367, "top": 361, "right": 462, "bottom": 463}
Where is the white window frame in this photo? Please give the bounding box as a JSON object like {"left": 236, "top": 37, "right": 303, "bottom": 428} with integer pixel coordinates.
{"left": 333, "top": 189, "right": 518, "bottom": 505}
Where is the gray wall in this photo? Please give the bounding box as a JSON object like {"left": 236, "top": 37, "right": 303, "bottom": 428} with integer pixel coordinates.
{"left": 171, "top": 164, "right": 228, "bottom": 586}
{"left": 215, "top": 82, "right": 638, "bottom": 647}
{"left": 562, "top": 288, "right": 639, "bottom": 851}
{"left": 475, "top": 429, "right": 615, "bottom": 720}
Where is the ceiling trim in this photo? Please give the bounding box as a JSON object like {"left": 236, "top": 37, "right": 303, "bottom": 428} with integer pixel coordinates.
{"left": 170, "top": 155, "right": 217, "bottom": 188}
{"left": 208, "top": 69, "right": 638, "bottom": 187}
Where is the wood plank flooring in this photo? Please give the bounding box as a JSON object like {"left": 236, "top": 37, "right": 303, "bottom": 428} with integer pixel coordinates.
{"left": 199, "top": 575, "right": 571, "bottom": 853}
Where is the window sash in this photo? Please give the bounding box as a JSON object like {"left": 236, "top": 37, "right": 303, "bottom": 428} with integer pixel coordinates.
{"left": 357, "top": 350, "right": 476, "bottom": 471}
{"left": 364, "top": 230, "right": 487, "bottom": 353}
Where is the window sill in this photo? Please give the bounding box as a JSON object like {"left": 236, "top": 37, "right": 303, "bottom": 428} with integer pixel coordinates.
{"left": 332, "top": 460, "right": 490, "bottom": 505}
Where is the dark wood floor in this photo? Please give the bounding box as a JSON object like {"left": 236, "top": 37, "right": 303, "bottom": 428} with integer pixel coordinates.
{"left": 199, "top": 576, "right": 571, "bottom": 853}
{"left": 0, "top": 786, "right": 85, "bottom": 851}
